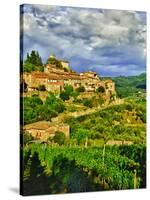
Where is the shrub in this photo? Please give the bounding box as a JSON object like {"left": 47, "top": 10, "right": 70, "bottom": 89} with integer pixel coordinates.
{"left": 125, "top": 104, "right": 133, "bottom": 111}
{"left": 71, "top": 91, "right": 79, "bottom": 98}
{"left": 60, "top": 91, "right": 70, "bottom": 101}
{"left": 96, "top": 86, "right": 105, "bottom": 93}
{"left": 64, "top": 85, "right": 73, "bottom": 94}
{"left": 23, "top": 133, "right": 34, "bottom": 145}
{"left": 39, "top": 105, "right": 58, "bottom": 121}
{"left": 76, "top": 86, "right": 85, "bottom": 93}
{"left": 83, "top": 98, "right": 93, "bottom": 108}
{"left": 53, "top": 131, "right": 66, "bottom": 145}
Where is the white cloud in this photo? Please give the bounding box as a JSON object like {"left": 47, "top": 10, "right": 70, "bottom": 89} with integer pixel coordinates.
{"left": 22, "top": 5, "right": 146, "bottom": 76}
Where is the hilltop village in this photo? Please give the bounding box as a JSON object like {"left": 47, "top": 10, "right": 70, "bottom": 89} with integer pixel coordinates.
{"left": 22, "top": 54, "right": 116, "bottom": 99}
{"left": 21, "top": 54, "right": 117, "bottom": 142}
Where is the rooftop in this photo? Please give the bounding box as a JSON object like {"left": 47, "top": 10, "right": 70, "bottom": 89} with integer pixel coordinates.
{"left": 24, "top": 121, "right": 51, "bottom": 130}
{"left": 24, "top": 121, "right": 68, "bottom": 130}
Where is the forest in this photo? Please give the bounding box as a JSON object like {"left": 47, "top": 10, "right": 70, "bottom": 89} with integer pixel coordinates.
{"left": 108, "top": 73, "right": 146, "bottom": 98}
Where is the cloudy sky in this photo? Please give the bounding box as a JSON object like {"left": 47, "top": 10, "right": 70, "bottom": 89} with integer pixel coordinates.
{"left": 21, "top": 4, "right": 146, "bottom": 77}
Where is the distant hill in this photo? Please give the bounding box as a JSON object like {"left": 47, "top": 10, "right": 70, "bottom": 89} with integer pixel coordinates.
{"left": 103, "top": 73, "right": 146, "bottom": 98}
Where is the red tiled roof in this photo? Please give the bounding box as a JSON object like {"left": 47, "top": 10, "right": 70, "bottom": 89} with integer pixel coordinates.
{"left": 48, "top": 82, "right": 64, "bottom": 85}
{"left": 32, "top": 72, "right": 49, "bottom": 78}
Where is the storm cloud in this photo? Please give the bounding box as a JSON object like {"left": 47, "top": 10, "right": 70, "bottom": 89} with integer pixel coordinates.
{"left": 21, "top": 4, "right": 146, "bottom": 76}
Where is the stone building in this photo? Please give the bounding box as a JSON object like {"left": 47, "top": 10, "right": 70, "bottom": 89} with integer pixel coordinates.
{"left": 24, "top": 121, "right": 70, "bottom": 141}
{"left": 22, "top": 62, "right": 116, "bottom": 99}
{"left": 59, "top": 59, "right": 70, "bottom": 71}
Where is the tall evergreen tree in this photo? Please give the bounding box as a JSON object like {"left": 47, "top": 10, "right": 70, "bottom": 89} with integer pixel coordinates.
{"left": 23, "top": 50, "right": 43, "bottom": 72}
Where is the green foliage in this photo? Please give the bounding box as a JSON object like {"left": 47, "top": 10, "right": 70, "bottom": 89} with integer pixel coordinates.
{"left": 53, "top": 131, "right": 66, "bottom": 145}
{"left": 66, "top": 99, "right": 146, "bottom": 144}
{"left": 39, "top": 65, "right": 44, "bottom": 72}
{"left": 67, "top": 105, "right": 77, "bottom": 112}
{"left": 60, "top": 91, "right": 70, "bottom": 101}
{"left": 23, "top": 152, "right": 52, "bottom": 195}
{"left": 74, "top": 95, "right": 104, "bottom": 107}
{"left": 23, "top": 61, "right": 35, "bottom": 72}
{"left": 64, "top": 85, "right": 73, "bottom": 94}
{"left": 45, "top": 92, "right": 65, "bottom": 113}
{"left": 60, "top": 85, "right": 74, "bottom": 101}
{"left": 73, "top": 128, "right": 90, "bottom": 145}
{"left": 21, "top": 95, "right": 43, "bottom": 124}
{"left": 22, "top": 93, "right": 65, "bottom": 124}
{"left": 83, "top": 98, "right": 93, "bottom": 108}
{"left": 23, "top": 133, "right": 34, "bottom": 145}
{"left": 23, "top": 50, "right": 44, "bottom": 72}
{"left": 96, "top": 86, "right": 105, "bottom": 93}
{"left": 138, "top": 112, "right": 146, "bottom": 123}
{"left": 108, "top": 73, "right": 146, "bottom": 98}
{"left": 47, "top": 55, "right": 63, "bottom": 69}
{"left": 76, "top": 85, "right": 85, "bottom": 93}
{"left": 39, "top": 105, "right": 58, "bottom": 121}
{"left": 23, "top": 143, "right": 146, "bottom": 194}
{"left": 71, "top": 91, "right": 79, "bottom": 99}
{"left": 125, "top": 103, "right": 133, "bottom": 111}
{"left": 28, "top": 50, "right": 43, "bottom": 66}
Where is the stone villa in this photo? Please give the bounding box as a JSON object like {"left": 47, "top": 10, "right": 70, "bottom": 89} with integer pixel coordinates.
{"left": 24, "top": 121, "right": 70, "bottom": 141}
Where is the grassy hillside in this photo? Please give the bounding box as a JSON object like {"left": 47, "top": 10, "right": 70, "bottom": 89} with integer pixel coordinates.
{"left": 65, "top": 97, "right": 146, "bottom": 145}
{"left": 104, "top": 73, "right": 146, "bottom": 98}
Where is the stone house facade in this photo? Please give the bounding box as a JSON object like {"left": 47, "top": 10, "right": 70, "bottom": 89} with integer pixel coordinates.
{"left": 24, "top": 121, "right": 70, "bottom": 141}
{"left": 22, "top": 63, "right": 116, "bottom": 98}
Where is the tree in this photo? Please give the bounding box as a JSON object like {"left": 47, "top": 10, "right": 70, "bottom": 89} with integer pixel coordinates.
{"left": 39, "top": 65, "right": 44, "bottom": 72}
{"left": 60, "top": 85, "right": 74, "bottom": 101}
{"left": 23, "top": 50, "right": 43, "bottom": 72}
{"left": 71, "top": 90, "right": 79, "bottom": 97}
{"left": 75, "top": 128, "right": 90, "bottom": 145}
{"left": 76, "top": 86, "right": 85, "bottom": 93}
{"left": 45, "top": 92, "right": 56, "bottom": 105}
{"left": 29, "top": 50, "right": 43, "bottom": 66}
{"left": 22, "top": 96, "right": 43, "bottom": 124}
{"left": 83, "top": 98, "right": 93, "bottom": 108}
{"left": 39, "top": 105, "right": 57, "bottom": 121}
{"left": 64, "top": 85, "right": 73, "bottom": 94}
{"left": 53, "top": 99, "right": 65, "bottom": 113}
{"left": 23, "top": 60, "right": 35, "bottom": 72}
{"left": 60, "top": 91, "right": 70, "bottom": 101}
{"left": 53, "top": 131, "right": 66, "bottom": 145}
{"left": 45, "top": 93, "right": 65, "bottom": 113}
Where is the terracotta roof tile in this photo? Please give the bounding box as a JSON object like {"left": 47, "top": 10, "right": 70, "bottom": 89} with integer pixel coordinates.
{"left": 32, "top": 72, "right": 49, "bottom": 78}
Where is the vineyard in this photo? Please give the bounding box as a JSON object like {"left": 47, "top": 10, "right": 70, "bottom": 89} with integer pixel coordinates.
{"left": 22, "top": 143, "right": 146, "bottom": 195}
